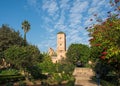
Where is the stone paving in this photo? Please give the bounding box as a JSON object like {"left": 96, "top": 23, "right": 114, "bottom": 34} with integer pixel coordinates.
{"left": 73, "top": 68, "right": 98, "bottom": 86}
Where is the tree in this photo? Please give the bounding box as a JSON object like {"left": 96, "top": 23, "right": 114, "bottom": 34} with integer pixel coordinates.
{"left": 38, "top": 53, "right": 55, "bottom": 73}
{"left": 0, "top": 24, "right": 24, "bottom": 51}
{"left": 86, "top": 0, "right": 120, "bottom": 85}
{"left": 0, "top": 24, "right": 24, "bottom": 62}
{"left": 22, "top": 20, "right": 30, "bottom": 45}
{"left": 88, "top": 16, "right": 120, "bottom": 85}
{"left": 57, "top": 59, "right": 75, "bottom": 74}
{"left": 4, "top": 45, "right": 42, "bottom": 78}
{"left": 66, "top": 44, "right": 90, "bottom": 65}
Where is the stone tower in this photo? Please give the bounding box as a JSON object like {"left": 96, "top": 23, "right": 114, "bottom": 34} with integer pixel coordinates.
{"left": 57, "top": 32, "right": 66, "bottom": 60}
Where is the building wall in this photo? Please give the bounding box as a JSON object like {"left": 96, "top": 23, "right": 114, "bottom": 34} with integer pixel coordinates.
{"left": 48, "top": 48, "right": 55, "bottom": 56}
{"left": 57, "top": 32, "right": 66, "bottom": 60}
{"left": 49, "top": 32, "right": 66, "bottom": 63}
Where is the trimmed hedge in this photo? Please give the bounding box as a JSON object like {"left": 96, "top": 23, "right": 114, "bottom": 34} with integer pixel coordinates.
{"left": 0, "top": 74, "right": 25, "bottom": 84}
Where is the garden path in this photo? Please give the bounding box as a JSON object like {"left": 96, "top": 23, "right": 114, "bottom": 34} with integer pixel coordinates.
{"left": 73, "top": 68, "right": 98, "bottom": 86}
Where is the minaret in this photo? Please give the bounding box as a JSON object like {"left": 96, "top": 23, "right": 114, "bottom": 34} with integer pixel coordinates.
{"left": 57, "top": 32, "right": 66, "bottom": 59}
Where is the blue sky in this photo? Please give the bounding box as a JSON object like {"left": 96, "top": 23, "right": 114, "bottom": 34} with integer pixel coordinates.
{"left": 0, "top": 0, "right": 114, "bottom": 52}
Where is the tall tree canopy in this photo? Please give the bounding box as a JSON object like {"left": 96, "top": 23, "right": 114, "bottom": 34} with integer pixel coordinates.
{"left": 88, "top": 17, "right": 120, "bottom": 63}
{"left": 88, "top": 16, "right": 120, "bottom": 84}
{"left": 0, "top": 24, "right": 24, "bottom": 59}
{"left": 4, "top": 45, "right": 42, "bottom": 70}
{"left": 22, "top": 20, "right": 30, "bottom": 45}
{"left": 66, "top": 44, "right": 90, "bottom": 65}
{"left": 86, "top": 1, "right": 120, "bottom": 84}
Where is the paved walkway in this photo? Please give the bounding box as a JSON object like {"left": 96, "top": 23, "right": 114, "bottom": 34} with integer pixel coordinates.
{"left": 73, "top": 68, "right": 98, "bottom": 86}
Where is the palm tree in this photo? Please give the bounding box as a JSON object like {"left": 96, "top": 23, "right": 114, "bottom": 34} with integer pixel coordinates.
{"left": 22, "top": 20, "right": 30, "bottom": 45}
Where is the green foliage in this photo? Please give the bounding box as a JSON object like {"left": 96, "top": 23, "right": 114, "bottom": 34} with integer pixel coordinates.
{"left": 66, "top": 43, "right": 90, "bottom": 65}
{"left": 0, "top": 69, "right": 19, "bottom": 75}
{"left": 4, "top": 45, "right": 41, "bottom": 72}
{"left": 0, "top": 24, "right": 24, "bottom": 54}
{"left": 18, "top": 81, "right": 27, "bottom": 86}
{"left": 22, "top": 20, "right": 30, "bottom": 34}
{"left": 0, "top": 74, "right": 25, "bottom": 84}
{"left": 0, "top": 24, "right": 24, "bottom": 64}
{"left": 100, "top": 80, "right": 115, "bottom": 86}
{"left": 38, "top": 53, "right": 75, "bottom": 85}
{"left": 38, "top": 53, "right": 55, "bottom": 73}
{"left": 27, "top": 65, "right": 42, "bottom": 79}
{"left": 57, "top": 59, "right": 75, "bottom": 74}
{"left": 89, "top": 17, "right": 120, "bottom": 61}
{"left": 88, "top": 16, "right": 120, "bottom": 85}
{"left": 66, "top": 79, "right": 75, "bottom": 86}
{"left": 21, "top": 20, "right": 30, "bottom": 45}
{"left": 46, "top": 72, "right": 74, "bottom": 85}
{"left": 5, "top": 82, "right": 14, "bottom": 86}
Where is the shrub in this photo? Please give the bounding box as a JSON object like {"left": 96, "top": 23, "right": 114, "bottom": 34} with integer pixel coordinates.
{"left": 0, "top": 69, "right": 19, "bottom": 75}
{"left": 19, "top": 81, "right": 26, "bottom": 86}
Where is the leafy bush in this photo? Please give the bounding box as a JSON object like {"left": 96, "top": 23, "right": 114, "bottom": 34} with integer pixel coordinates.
{"left": 38, "top": 53, "right": 75, "bottom": 85}
{"left": 19, "top": 81, "right": 26, "bottom": 86}
{"left": 0, "top": 69, "right": 23, "bottom": 84}
{"left": 5, "top": 82, "right": 14, "bottom": 86}
{"left": 0, "top": 69, "right": 19, "bottom": 75}
{"left": 0, "top": 75, "right": 25, "bottom": 84}
{"left": 27, "top": 65, "right": 42, "bottom": 79}
{"left": 66, "top": 44, "right": 90, "bottom": 65}
{"left": 66, "top": 79, "right": 75, "bottom": 86}
{"left": 100, "top": 79, "right": 115, "bottom": 86}
{"left": 37, "top": 53, "right": 55, "bottom": 73}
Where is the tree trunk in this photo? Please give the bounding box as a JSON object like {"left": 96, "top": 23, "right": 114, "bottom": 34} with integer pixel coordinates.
{"left": 24, "top": 33, "right": 26, "bottom": 46}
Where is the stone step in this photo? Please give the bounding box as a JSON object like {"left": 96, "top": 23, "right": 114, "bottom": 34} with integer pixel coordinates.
{"left": 74, "top": 73, "right": 94, "bottom": 77}
{"left": 75, "top": 76, "right": 93, "bottom": 80}
{"left": 75, "top": 80, "right": 97, "bottom": 86}
{"left": 74, "top": 68, "right": 93, "bottom": 72}
{"left": 73, "top": 68, "right": 95, "bottom": 76}
{"left": 73, "top": 68, "right": 97, "bottom": 86}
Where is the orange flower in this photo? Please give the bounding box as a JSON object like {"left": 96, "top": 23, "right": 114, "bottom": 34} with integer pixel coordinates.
{"left": 89, "top": 38, "right": 94, "bottom": 41}
{"left": 100, "top": 56, "right": 106, "bottom": 59}
{"left": 94, "top": 44, "right": 101, "bottom": 46}
{"left": 109, "top": 23, "right": 113, "bottom": 26}
{"left": 115, "top": 0, "right": 119, "bottom": 4}
{"left": 102, "top": 52, "right": 107, "bottom": 55}
{"left": 103, "top": 48, "right": 107, "bottom": 51}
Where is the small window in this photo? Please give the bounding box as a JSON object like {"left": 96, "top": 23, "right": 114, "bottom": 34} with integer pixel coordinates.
{"left": 60, "top": 50, "right": 62, "bottom": 52}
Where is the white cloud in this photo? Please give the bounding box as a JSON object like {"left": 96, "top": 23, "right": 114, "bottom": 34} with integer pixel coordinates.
{"left": 46, "top": 27, "right": 55, "bottom": 33}
{"left": 88, "top": 7, "right": 98, "bottom": 14}
{"left": 37, "top": 34, "right": 57, "bottom": 52}
{"left": 59, "top": 0, "right": 70, "bottom": 10}
{"left": 44, "top": 16, "right": 53, "bottom": 23}
{"left": 91, "top": 0, "right": 106, "bottom": 7}
{"left": 69, "top": 1, "right": 89, "bottom": 28}
{"left": 70, "top": 1, "right": 89, "bottom": 13}
{"left": 54, "top": 11, "right": 65, "bottom": 29}
{"left": 27, "top": 0, "right": 37, "bottom": 6}
{"left": 26, "top": 0, "right": 113, "bottom": 52}
{"left": 42, "top": 0, "right": 59, "bottom": 16}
